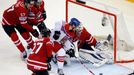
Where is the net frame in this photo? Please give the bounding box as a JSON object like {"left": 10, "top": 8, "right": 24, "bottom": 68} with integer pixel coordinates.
{"left": 65, "top": 0, "right": 134, "bottom": 63}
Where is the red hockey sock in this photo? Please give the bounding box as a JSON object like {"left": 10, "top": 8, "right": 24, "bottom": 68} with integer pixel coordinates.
{"left": 21, "top": 32, "right": 34, "bottom": 49}
{"left": 10, "top": 32, "right": 25, "bottom": 52}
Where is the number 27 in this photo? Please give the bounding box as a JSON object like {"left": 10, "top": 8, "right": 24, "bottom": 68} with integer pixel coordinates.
{"left": 33, "top": 42, "right": 43, "bottom": 54}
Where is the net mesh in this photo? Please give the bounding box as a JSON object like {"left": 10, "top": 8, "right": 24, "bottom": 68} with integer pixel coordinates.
{"left": 66, "top": 0, "right": 134, "bottom": 63}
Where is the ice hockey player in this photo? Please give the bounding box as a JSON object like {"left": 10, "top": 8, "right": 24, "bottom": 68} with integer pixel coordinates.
{"left": 50, "top": 22, "right": 70, "bottom": 75}
{"left": 27, "top": 0, "right": 48, "bottom": 37}
{"left": 1, "top": 0, "right": 39, "bottom": 59}
{"left": 55, "top": 18, "right": 113, "bottom": 67}
{"left": 27, "top": 29, "right": 53, "bottom": 75}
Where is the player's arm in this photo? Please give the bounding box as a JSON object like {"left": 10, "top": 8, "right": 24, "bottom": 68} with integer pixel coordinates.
{"left": 19, "top": 13, "right": 39, "bottom": 38}
{"left": 18, "top": 11, "right": 34, "bottom": 32}
{"left": 45, "top": 39, "right": 53, "bottom": 62}
{"left": 42, "top": 10, "right": 46, "bottom": 20}
{"left": 85, "top": 28, "right": 97, "bottom": 46}
{"left": 84, "top": 28, "right": 108, "bottom": 51}
{"left": 41, "top": 1, "right": 46, "bottom": 20}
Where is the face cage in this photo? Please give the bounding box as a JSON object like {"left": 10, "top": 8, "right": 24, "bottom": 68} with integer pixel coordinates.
{"left": 74, "top": 23, "right": 83, "bottom": 32}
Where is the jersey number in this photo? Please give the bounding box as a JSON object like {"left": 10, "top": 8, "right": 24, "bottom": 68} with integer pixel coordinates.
{"left": 33, "top": 42, "right": 43, "bottom": 54}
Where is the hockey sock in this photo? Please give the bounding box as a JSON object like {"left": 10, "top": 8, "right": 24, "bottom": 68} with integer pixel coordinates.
{"left": 57, "top": 56, "right": 65, "bottom": 69}
{"left": 10, "top": 32, "right": 25, "bottom": 52}
{"left": 21, "top": 32, "right": 34, "bottom": 49}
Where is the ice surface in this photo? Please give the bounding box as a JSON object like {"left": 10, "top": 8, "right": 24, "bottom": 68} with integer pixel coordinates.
{"left": 0, "top": 0, "right": 134, "bottom": 75}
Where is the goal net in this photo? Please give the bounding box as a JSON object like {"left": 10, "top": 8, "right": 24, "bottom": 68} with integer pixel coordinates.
{"left": 66, "top": 0, "right": 134, "bottom": 63}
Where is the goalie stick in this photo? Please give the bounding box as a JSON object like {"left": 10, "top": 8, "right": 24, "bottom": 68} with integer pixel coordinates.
{"left": 76, "top": 57, "right": 95, "bottom": 75}
{"left": 73, "top": 41, "right": 95, "bottom": 74}
{"left": 73, "top": 41, "right": 79, "bottom": 57}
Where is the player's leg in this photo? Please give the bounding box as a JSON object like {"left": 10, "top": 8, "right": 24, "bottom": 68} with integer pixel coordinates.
{"left": 56, "top": 48, "right": 65, "bottom": 75}
{"left": 79, "top": 42, "right": 108, "bottom": 67}
{"left": 2, "top": 25, "right": 26, "bottom": 59}
{"left": 16, "top": 25, "right": 34, "bottom": 49}
{"left": 80, "top": 42, "right": 94, "bottom": 51}
{"left": 32, "top": 70, "right": 49, "bottom": 75}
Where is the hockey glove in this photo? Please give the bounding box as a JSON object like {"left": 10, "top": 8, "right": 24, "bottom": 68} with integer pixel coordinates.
{"left": 47, "top": 63, "right": 51, "bottom": 71}
{"left": 95, "top": 40, "right": 109, "bottom": 51}
{"left": 37, "top": 22, "right": 47, "bottom": 34}
{"left": 42, "top": 10, "right": 47, "bottom": 20}
{"left": 31, "top": 29, "right": 39, "bottom": 38}
{"left": 66, "top": 49, "right": 75, "bottom": 57}
{"left": 47, "top": 56, "right": 53, "bottom": 63}
{"left": 53, "top": 31, "right": 61, "bottom": 40}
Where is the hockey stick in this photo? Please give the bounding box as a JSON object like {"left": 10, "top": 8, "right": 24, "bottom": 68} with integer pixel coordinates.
{"left": 73, "top": 41, "right": 79, "bottom": 57}
{"left": 76, "top": 57, "right": 95, "bottom": 75}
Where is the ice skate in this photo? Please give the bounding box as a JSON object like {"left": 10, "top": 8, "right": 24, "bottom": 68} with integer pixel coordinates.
{"left": 20, "top": 51, "right": 27, "bottom": 61}
{"left": 57, "top": 69, "right": 65, "bottom": 75}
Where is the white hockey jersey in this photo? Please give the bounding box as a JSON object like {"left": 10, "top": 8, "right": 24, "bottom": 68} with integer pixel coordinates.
{"left": 50, "top": 21, "right": 74, "bottom": 51}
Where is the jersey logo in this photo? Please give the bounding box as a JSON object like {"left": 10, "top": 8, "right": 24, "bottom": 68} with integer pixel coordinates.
{"left": 19, "top": 17, "right": 27, "bottom": 21}
{"left": 19, "top": 13, "right": 27, "bottom": 21}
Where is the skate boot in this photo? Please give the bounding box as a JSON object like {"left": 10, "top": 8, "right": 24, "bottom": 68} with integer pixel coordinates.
{"left": 21, "top": 51, "right": 27, "bottom": 60}
{"left": 52, "top": 54, "right": 57, "bottom": 64}
{"left": 57, "top": 69, "right": 64, "bottom": 75}
{"left": 26, "top": 45, "right": 32, "bottom": 57}
{"left": 64, "top": 54, "right": 71, "bottom": 65}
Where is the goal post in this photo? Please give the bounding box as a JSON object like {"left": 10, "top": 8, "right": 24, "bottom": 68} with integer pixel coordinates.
{"left": 66, "top": 0, "right": 134, "bottom": 63}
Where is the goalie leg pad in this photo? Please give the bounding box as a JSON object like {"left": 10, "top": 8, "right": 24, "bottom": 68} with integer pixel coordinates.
{"left": 79, "top": 49, "right": 108, "bottom": 67}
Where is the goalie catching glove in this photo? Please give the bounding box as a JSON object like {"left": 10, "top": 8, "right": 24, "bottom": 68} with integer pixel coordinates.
{"left": 94, "top": 40, "right": 114, "bottom": 64}
{"left": 95, "top": 40, "right": 109, "bottom": 51}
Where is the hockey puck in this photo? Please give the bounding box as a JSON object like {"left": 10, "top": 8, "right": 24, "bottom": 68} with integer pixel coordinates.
{"left": 99, "top": 73, "right": 103, "bottom": 75}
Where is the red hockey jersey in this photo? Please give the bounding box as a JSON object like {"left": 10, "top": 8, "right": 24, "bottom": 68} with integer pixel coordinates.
{"left": 27, "top": 37, "right": 53, "bottom": 71}
{"left": 28, "top": 0, "right": 45, "bottom": 25}
{"left": 63, "top": 23, "right": 97, "bottom": 48}
{"left": 2, "top": 1, "right": 34, "bottom": 32}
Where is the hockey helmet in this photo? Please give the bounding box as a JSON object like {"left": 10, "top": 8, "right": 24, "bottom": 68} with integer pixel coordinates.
{"left": 69, "top": 18, "right": 81, "bottom": 27}
{"left": 24, "top": 0, "right": 34, "bottom": 4}
{"left": 41, "top": 29, "right": 51, "bottom": 37}
{"left": 35, "top": 0, "right": 42, "bottom": 6}
{"left": 35, "top": 0, "right": 42, "bottom": 3}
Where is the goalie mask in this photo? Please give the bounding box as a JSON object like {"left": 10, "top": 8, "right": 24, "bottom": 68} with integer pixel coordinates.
{"left": 69, "top": 18, "right": 83, "bottom": 33}
{"left": 75, "top": 24, "right": 83, "bottom": 33}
